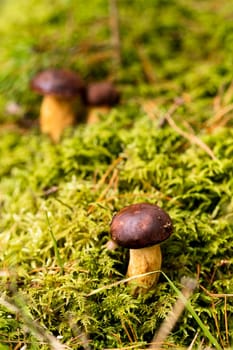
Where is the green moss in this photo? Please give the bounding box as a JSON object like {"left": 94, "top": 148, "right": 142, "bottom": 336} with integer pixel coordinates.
{"left": 1, "top": 0, "right": 233, "bottom": 349}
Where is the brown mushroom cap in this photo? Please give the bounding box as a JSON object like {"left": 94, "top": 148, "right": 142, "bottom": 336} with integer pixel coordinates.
{"left": 30, "top": 68, "right": 85, "bottom": 98}
{"left": 110, "top": 203, "right": 173, "bottom": 249}
{"left": 85, "top": 81, "right": 120, "bottom": 106}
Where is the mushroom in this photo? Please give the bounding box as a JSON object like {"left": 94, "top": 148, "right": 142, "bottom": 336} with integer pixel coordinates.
{"left": 84, "top": 81, "right": 120, "bottom": 124}
{"left": 30, "top": 68, "right": 85, "bottom": 142}
{"left": 110, "top": 203, "right": 173, "bottom": 294}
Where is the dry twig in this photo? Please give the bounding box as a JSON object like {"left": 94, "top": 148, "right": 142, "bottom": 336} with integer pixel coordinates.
{"left": 148, "top": 277, "right": 197, "bottom": 350}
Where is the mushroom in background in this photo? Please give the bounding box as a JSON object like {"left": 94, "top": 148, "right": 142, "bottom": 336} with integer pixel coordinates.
{"left": 110, "top": 203, "right": 173, "bottom": 295}
{"left": 84, "top": 81, "right": 120, "bottom": 124}
{"left": 30, "top": 68, "right": 85, "bottom": 142}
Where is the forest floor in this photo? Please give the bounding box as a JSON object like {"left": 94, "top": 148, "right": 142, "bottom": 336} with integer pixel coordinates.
{"left": 0, "top": 1, "right": 233, "bottom": 349}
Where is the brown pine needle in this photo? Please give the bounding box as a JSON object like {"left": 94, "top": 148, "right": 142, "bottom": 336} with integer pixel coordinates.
{"left": 96, "top": 168, "right": 119, "bottom": 202}
{"left": 224, "top": 296, "right": 229, "bottom": 348}
{"left": 208, "top": 102, "right": 233, "bottom": 128}
{"left": 94, "top": 155, "right": 124, "bottom": 190}
{"left": 200, "top": 284, "right": 233, "bottom": 298}
{"left": 164, "top": 103, "right": 217, "bottom": 160}
{"left": 109, "top": 0, "right": 121, "bottom": 67}
{"left": 137, "top": 46, "right": 157, "bottom": 84}
{"left": 210, "top": 300, "right": 225, "bottom": 348}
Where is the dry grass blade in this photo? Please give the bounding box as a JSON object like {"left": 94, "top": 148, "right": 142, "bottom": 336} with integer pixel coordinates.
{"left": 94, "top": 155, "right": 125, "bottom": 190}
{"left": 137, "top": 46, "right": 157, "bottom": 84}
{"left": 86, "top": 271, "right": 161, "bottom": 297}
{"left": 164, "top": 102, "right": 217, "bottom": 160}
{"left": 187, "top": 331, "right": 199, "bottom": 350}
{"left": 103, "top": 345, "right": 144, "bottom": 350}
{"left": 207, "top": 102, "right": 233, "bottom": 129}
{"left": 109, "top": 0, "right": 121, "bottom": 67}
{"left": 68, "top": 313, "right": 92, "bottom": 350}
{"left": 0, "top": 295, "right": 68, "bottom": 350}
{"left": 148, "top": 277, "right": 197, "bottom": 350}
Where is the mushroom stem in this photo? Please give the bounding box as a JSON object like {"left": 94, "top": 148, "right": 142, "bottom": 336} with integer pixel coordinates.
{"left": 86, "top": 106, "right": 110, "bottom": 124}
{"left": 40, "top": 95, "right": 82, "bottom": 142}
{"left": 127, "top": 244, "right": 161, "bottom": 294}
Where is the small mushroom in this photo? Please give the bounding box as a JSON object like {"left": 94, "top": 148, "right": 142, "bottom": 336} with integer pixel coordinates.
{"left": 30, "top": 68, "right": 85, "bottom": 142}
{"left": 84, "top": 81, "right": 120, "bottom": 124}
{"left": 110, "top": 203, "right": 173, "bottom": 294}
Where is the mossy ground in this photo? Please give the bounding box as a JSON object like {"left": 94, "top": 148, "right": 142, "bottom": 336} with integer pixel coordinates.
{"left": 1, "top": 1, "right": 233, "bottom": 349}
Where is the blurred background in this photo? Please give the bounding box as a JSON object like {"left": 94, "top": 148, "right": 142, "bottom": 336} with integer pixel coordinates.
{"left": 1, "top": 0, "right": 233, "bottom": 124}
